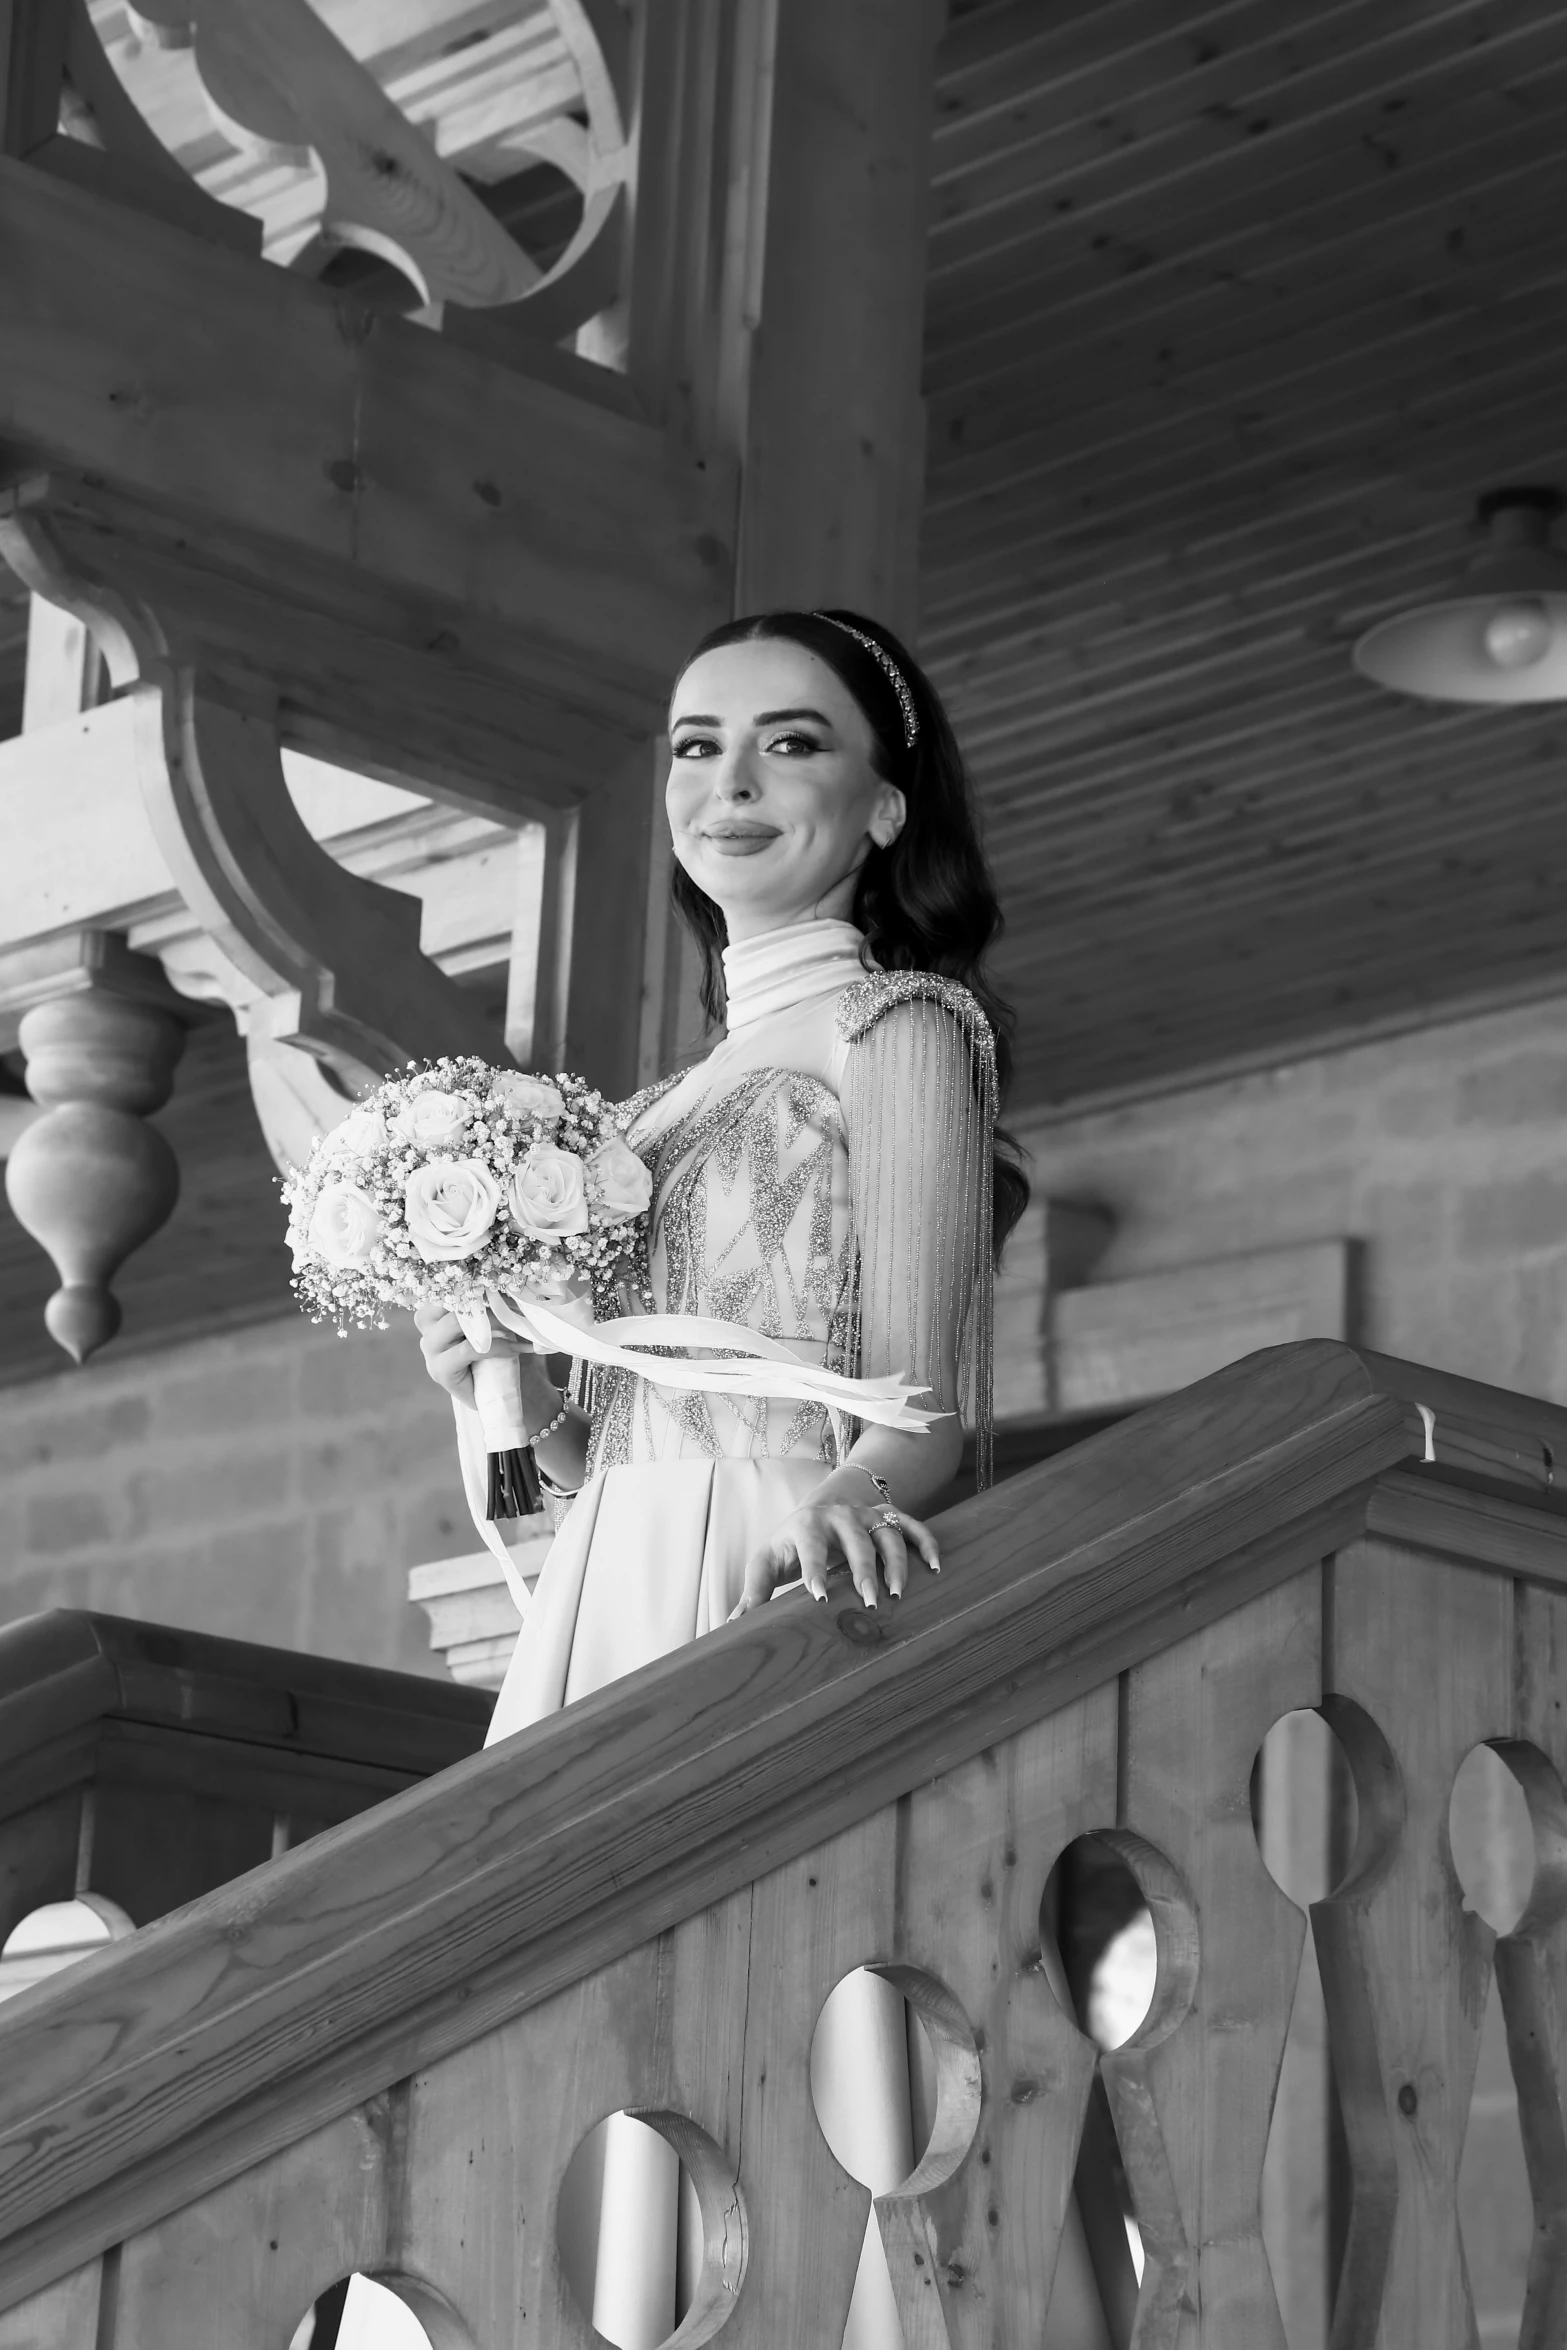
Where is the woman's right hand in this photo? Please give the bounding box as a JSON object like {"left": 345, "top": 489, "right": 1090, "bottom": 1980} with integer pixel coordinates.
{"left": 415, "top": 1300, "right": 488, "bottom": 1399}
{"left": 415, "top": 1303, "right": 572, "bottom": 1426}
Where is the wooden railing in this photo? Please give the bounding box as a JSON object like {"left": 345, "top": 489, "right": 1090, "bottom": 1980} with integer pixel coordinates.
{"left": 0, "top": 1610, "right": 493, "bottom": 1947}
{"left": 0, "top": 1341, "right": 1564, "bottom": 2347}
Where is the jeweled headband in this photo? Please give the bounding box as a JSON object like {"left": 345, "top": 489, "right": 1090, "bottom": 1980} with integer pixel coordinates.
{"left": 812, "top": 612, "right": 920, "bottom": 752}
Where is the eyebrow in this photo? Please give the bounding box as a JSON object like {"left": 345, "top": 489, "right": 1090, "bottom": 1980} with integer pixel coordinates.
{"left": 669, "top": 706, "right": 834, "bottom": 730}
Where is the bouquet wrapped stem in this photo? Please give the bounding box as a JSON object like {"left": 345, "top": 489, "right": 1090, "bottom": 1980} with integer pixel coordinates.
{"left": 470, "top": 1352, "right": 544, "bottom": 1520}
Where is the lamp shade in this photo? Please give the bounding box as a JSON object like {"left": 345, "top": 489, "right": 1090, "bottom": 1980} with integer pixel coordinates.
{"left": 1353, "top": 488, "right": 1567, "bottom": 703}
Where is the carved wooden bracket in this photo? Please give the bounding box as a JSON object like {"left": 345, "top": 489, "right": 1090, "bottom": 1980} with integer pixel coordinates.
{"left": 2, "top": 0, "right": 631, "bottom": 355}
{"left": 1, "top": 493, "right": 511, "bottom": 1102}
{"left": 1, "top": 930, "right": 194, "bottom": 1363}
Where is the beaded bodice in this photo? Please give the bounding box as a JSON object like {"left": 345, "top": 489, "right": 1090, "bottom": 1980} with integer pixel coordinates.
{"left": 584, "top": 930, "right": 997, "bottom": 1481}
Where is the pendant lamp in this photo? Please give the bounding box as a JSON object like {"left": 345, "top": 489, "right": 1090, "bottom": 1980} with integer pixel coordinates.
{"left": 1353, "top": 487, "right": 1567, "bottom": 703}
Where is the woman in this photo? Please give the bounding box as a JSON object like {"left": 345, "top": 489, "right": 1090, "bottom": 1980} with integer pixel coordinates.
{"left": 417, "top": 611, "right": 1107, "bottom": 2350}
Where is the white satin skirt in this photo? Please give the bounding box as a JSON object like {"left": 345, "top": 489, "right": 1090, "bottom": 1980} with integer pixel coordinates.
{"left": 485, "top": 1454, "right": 823, "bottom": 1742}
{"left": 483, "top": 1457, "right": 1111, "bottom": 2350}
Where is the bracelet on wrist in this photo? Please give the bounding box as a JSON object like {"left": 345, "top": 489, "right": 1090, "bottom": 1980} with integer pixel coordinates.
{"left": 527, "top": 1395, "right": 570, "bottom": 1446}
{"left": 845, "top": 1462, "right": 894, "bottom": 1507}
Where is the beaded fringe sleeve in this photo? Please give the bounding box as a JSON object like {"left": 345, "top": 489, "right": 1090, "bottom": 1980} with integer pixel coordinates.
{"left": 835, "top": 974, "right": 999, "bottom": 1488}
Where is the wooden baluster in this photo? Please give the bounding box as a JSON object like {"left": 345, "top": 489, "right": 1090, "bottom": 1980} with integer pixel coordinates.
{"left": 0, "top": 2259, "right": 106, "bottom": 2350}
{"left": 2, "top": 930, "right": 189, "bottom": 1363}
{"left": 1312, "top": 1538, "right": 1511, "bottom": 2349}
{"left": 716, "top": 1812, "right": 898, "bottom": 2347}
{"left": 1495, "top": 1582, "right": 1567, "bottom": 2350}
{"left": 111, "top": 2100, "right": 393, "bottom": 2349}
{"left": 1101, "top": 1570, "right": 1322, "bottom": 2350}
{"left": 872, "top": 1686, "right": 1118, "bottom": 2350}
{"left": 400, "top": 1890, "right": 758, "bottom": 2347}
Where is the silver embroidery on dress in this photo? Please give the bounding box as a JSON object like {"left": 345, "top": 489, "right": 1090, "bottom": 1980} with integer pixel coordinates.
{"left": 584, "top": 970, "right": 998, "bottom": 1488}
{"left": 588, "top": 1066, "right": 854, "bottom": 1474}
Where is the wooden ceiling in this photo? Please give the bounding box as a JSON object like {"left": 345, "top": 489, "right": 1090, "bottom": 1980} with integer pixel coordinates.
{"left": 923, "top": 0, "right": 1567, "bottom": 1110}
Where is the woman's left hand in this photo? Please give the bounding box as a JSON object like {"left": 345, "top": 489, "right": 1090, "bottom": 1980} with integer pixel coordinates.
{"left": 728, "top": 1498, "right": 941, "bottom": 1620}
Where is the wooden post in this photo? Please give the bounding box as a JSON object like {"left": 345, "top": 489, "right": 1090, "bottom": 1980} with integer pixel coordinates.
{"left": 590, "top": 0, "right": 941, "bottom": 1088}
{"left": 627, "top": 0, "right": 940, "bottom": 634}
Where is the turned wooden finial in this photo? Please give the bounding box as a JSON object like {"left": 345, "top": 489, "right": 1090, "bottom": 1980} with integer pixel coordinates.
{"left": 2, "top": 934, "right": 190, "bottom": 1364}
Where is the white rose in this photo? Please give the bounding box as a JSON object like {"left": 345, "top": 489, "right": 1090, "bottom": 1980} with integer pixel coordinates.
{"left": 308, "top": 1181, "right": 383, "bottom": 1268}
{"left": 404, "top": 1159, "right": 501, "bottom": 1261}
{"left": 325, "top": 1105, "right": 388, "bottom": 1159}
{"left": 586, "top": 1134, "right": 652, "bottom": 1224}
{"left": 389, "top": 1090, "right": 471, "bottom": 1150}
{"left": 508, "top": 1143, "right": 590, "bottom": 1238}
{"left": 489, "top": 1072, "right": 565, "bottom": 1127}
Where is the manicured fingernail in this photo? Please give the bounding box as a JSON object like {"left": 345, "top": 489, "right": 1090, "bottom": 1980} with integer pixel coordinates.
{"left": 864, "top": 1593, "right": 877, "bottom": 1610}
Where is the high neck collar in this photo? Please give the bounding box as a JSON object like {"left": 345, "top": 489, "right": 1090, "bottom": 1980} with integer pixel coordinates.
{"left": 721, "top": 919, "right": 867, "bottom": 1032}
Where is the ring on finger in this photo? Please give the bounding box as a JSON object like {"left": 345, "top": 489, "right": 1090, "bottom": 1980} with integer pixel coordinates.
{"left": 872, "top": 1509, "right": 901, "bottom": 1530}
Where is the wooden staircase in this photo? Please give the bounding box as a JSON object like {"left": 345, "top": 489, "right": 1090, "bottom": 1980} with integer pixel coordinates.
{"left": 0, "top": 1340, "right": 1563, "bottom": 2347}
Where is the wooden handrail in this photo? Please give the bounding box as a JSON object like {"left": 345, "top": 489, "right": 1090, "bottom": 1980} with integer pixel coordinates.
{"left": 0, "top": 1611, "right": 495, "bottom": 1963}
{"left": 0, "top": 1609, "right": 492, "bottom": 1783}
{"left": 2, "top": 1339, "right": 1566, "bottom": 2323}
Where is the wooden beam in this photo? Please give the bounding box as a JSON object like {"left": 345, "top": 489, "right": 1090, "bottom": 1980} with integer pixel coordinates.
{"left": 0, "top": 155, "right": 733, "bottom": 721}
{"left": 1, "top": 474, "right": 640, "bottom": 826}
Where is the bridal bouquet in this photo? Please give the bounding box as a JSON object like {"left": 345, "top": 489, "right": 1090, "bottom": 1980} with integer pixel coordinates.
{"left": 284, "top": 1057, "right": 651, "bottom": 1517}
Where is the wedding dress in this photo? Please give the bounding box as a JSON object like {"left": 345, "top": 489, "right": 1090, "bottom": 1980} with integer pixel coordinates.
{"left": 461, "top": 918, "right": 1109, "bottom": 2350}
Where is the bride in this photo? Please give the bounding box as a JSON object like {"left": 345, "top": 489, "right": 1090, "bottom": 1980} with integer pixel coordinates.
{"left": 417, "top": 610, "right": 1108, "bottom": 2349}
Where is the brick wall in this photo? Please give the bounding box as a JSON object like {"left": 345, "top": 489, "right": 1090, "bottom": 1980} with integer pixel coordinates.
{"left": 998, "top": 990, "right": 1567, "bottom": 1409}
{"left": 5, "top": 988, "right": 1567, "bottom": 1679}
{"left": 0, "top": 1313, "right": 468, "bottom": 1675}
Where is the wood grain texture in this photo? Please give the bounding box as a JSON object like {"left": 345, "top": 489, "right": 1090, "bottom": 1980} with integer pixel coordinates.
{"left": 93, "top": 1689, "right": 1119, "bottom": 2346}
{"left": 1368, "top": 1475, "right": 1567, "bottom": 1586}
{"left": 917, "top": 0, "right": 1567, "bottom": 1109}
{"left": 402, "top": 1896, "right": 754, "bottom": 2345}
{"left": 111, "top": 2100, "right": 394, "bottom": 2350}
{"left": 0, "top": 2259, "right": 102, "bottom": 2350}
{"left": 1496, "top": 1581, "right": 1567, "bottom": 2350}
{"left": 0, "top": 154, "right": 730, "bottom": 711}
{"left": 1314, "top": 1540, "right": 1513, "bottom": 2350}
{"left": 130, "top": 674, "right": 506, "bottom": 1091}
{"left": 1102, "top": 1573, "right": 1321, "bottom": 2349}
{"left": 620, "top": 0, "right": 935, "bottom": 635}
{"left": 0, "top": 1609, "right": 491, "bottom": 1778}
{"left": 0, "top": 1608, "right": 490, "bottom": 1938}
{"left": 139, "top": 0, "right": 546, "bottom": 308}
{"left": 724, "top": 0, "right": 938, "bottom": 634}
{"left": 0, "top": 474, "right": 643, "bottom": 822}
{"left": 0, "top": 1339, "right": 1422, "bottom": 2313}
{"left": 556, "top": 737, "right": 660, "bottom": 1103}
{"left": 873, "top": 1685, "right": 1118, "bottom": 2349}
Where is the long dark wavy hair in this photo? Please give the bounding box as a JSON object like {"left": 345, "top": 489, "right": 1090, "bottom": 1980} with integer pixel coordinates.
{"left": 669, "top": 606, "right": 1030, "bottom": 1255}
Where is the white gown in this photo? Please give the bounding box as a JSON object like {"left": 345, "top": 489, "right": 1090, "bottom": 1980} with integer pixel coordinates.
{"left": 465, "top": 919, "right": 1108, "bottom": 2350}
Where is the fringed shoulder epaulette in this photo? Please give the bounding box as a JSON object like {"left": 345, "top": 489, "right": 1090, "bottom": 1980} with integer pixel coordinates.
{"left": 835, "top": 970, "right": 997, "bottom": 1079}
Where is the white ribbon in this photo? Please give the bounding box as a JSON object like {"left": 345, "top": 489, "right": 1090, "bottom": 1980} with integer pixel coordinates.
{"left": 455, "top": 1287, "right": 938, "bottom": 1434}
